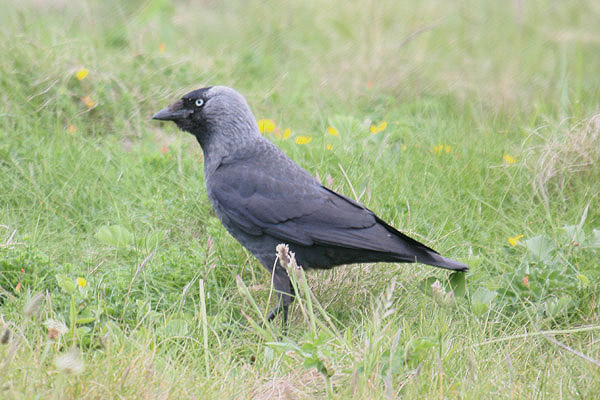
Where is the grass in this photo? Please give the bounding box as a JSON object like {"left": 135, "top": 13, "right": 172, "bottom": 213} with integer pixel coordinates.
{"left": 1, "top": 0, "right": 600, "bottom": 398}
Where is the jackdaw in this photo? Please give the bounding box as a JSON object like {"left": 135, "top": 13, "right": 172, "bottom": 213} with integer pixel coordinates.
{"left": 153, "top": 86, "right": 468, "bottom": 323}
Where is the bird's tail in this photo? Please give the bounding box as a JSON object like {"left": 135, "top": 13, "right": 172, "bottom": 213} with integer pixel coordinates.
{"left": 417, "top": 251, "right": 469, "bottom": 272}
{"left": 375, "top": 216, "right": 469, "bottom": 272}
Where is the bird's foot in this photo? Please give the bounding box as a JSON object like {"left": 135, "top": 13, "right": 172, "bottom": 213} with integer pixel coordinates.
{"left": 265, "top": 304, "right": 289, "bottom": 334}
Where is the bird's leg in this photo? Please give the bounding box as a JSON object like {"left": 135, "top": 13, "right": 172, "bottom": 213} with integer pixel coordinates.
{"left": 281, "top": 303, "right": 289, "bottom": 330}
{"left": 266, "top": 297, "right": 289, "bottom": 321}
{"left": 265, "top": 296, "right": 290, "bottom": 334}
{"left": 265, "top": 259, "right": 293, "bottom": 316}
{"left": 266, "top": 302, "right": 282, "bottom": 321}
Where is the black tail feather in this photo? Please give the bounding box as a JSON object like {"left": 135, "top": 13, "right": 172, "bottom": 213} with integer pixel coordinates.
{"left": 413, "top": 251, "right": 469, "bottom": 272}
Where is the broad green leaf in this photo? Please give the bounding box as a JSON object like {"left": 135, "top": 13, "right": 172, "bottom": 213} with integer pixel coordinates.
{"left": 55, "top": 274, "right": 76, "bottom": 294}
{"left": 562, "top": 224, "right": 585, "bottom": 246}
{"left": 411, "top": 337, "right": 437, "bottom": 352}
{"left": 76, "top": 309, "right": 96, "bottom": 325}
{"left": 589, "top": 228, "right": 600, "bottom": 248}
{"left": 472, "top": 287, "right": 497, "bottom": 304}
{"left": 577, "top": 274, "right": 590, "bottom": 288}
{"left": 267, "top": 341, "right": 302, "bottom": 354}
{"left": 471, "top": 287, "right": 497, "bottom": 316}
{"left": 95, "top": 225, "right": 134, "bottom": 248}
{"left": 524, "top": 235, "right": 555, "bottom": 262}
{"left": 300, "top": 342, "right": 318, "bottom": 354}
{"left": 304, "top": 356, "right": 328, "bottom": 376}
{"left": 472, "top": 302, "right": 489, "bottom": 316}
{"left": 449, "top": 272, "right": 466, "bottom": 298}
{"left": 408, "top": 337, "right": 438, "bottom": 361}
{"left": 76, "top": 326, "right": 91, "bottom": 336}
{"left": 544, "top": 295, "right": 573, "bottom": 318}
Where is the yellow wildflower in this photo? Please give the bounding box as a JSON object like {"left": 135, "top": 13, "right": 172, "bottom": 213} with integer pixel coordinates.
{"left": 326, "top": 144, "right": 333, "bottom": 150}
{"left": 159, "top": 43, "right": 166, "bottom": 53}
{"left": 75, "top": 68, "right": 89, "bottom": 80}
{"left": 257, "top": 119, "right": 276, "bottom": 134}
{"left": 283, "top": 128, "right": 291, "bottom": 139}
{"left": 81, "top": 96, "right": 96, "bottom": 109}
{"left": 503, "top": 154, "right": 516, "bottom": 164}
{"left": 508, "top": 234, "right": 524, "bottom": 246}
{"left": 433, "top": 144, "right": 451, "bottom": 155}
{"left": 327, "top": 126, "right": 339, "bottom": 136}
{"left": 76, "top": 277, "right": 87, "bottom": 288}
{"left": 295, "top": 136, "right": 312, "bottom": 144}
{"left": 370, "top": 121, "right": 387, "bottom": 134}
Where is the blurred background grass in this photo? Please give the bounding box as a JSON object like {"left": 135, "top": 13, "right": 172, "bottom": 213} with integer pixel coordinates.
{"left": 1, "top": 0, "right": 599, "bottom": 398}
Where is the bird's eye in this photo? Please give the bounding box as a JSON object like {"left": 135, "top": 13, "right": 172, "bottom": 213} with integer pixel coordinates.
{"left": 195, "top": 99, "right": 204, "bottom": 107}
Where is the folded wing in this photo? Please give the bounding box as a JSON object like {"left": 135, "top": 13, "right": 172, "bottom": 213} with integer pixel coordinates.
{"left": 210, "top": 164, "right": 435, "bottom": 255}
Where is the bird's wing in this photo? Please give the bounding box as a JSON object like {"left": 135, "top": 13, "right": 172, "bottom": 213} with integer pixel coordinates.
{"left": 210, "top": 164, "right": 392, "bottom": 250}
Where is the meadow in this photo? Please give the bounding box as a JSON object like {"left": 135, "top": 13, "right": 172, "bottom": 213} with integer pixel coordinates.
{"left": 1, "top": 0, "right": 599, "bottom": 398}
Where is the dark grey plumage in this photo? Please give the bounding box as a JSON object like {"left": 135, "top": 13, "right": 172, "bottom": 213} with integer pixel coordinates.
{"left": 153, "top": 86, "right": 468, "bottom": 323}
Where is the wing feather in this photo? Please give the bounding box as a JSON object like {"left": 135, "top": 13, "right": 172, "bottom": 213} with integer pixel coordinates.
{"left": 210, "top": 165, "right": 389, "bottom": 249}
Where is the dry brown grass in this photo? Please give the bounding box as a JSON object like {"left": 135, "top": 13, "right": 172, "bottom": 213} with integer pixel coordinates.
{"left": 251, "top": 369, "right": 325, "bottom": 400}
{"left": 529, "top": 113, "right": 600, "bottom": 205}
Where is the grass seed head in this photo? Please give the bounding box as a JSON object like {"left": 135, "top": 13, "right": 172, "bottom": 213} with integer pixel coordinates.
{"left": 531, "top": 113, "right": 600, "bottom": 204}
{"left": 44, "top": 319, "right": 68, "bottom": 341}
{"left": 23, "top": 292, "right": 45, "bottom": 317}
{"left": 54, "top": 348, "right": 85, "bottom": 375}
{"left": 1, "top": 327, "right": 10, "bottom": 345}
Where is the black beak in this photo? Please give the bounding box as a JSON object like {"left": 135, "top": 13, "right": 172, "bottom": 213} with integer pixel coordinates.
{"left": 152, "top": 100, "right": 191, "bottom": 121}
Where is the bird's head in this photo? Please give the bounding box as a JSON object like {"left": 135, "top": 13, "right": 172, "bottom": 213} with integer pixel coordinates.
{"left": 152, "top": 86, "right": 259, "bottom": 145}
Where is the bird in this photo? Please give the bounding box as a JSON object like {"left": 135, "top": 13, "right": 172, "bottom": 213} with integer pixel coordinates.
{"left": 153, "top": 86, "right": 468, "bottom": 324}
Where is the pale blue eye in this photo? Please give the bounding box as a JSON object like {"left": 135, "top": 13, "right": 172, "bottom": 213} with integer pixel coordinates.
{"left": 195, "top": 99, "right": 204, "bottom": 107}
